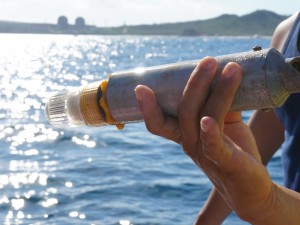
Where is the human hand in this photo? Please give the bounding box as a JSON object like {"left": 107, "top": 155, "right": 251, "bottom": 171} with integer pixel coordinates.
{"left": 135, "top": 57, "right": 274, "bottom": 224}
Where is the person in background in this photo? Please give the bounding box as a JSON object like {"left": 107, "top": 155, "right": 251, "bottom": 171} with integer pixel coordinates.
{"left": 134, "top": 11, "right": 300, "bottom": 225}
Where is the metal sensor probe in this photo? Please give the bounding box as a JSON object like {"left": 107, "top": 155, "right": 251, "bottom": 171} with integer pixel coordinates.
{"left": 45, "top": 48, "right": 300, "bottom": 129}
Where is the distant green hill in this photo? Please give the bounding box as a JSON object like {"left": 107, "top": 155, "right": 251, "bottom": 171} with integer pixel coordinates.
{"left": 0, "top": 10, "right": 288, "bottom": 36}
{"left": 105, "top": 10, "right": 288, "bottom": 36}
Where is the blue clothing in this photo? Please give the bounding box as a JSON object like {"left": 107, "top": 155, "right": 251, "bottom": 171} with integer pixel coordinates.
{"left": 275, "top": 12, "right": 300, "bottom": 191}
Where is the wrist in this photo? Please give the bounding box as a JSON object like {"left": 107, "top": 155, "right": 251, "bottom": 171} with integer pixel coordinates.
{"left": 241, "top": 182, "right": 300, "bottom": 225}
{"left": 237, "top": 182, "right": 277, "bottom": 225}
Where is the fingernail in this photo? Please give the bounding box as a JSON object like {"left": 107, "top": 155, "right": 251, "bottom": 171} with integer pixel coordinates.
{"left": 202, "top": 58, "right": 215, "bottom": 71}
{"left": 200, "top": 117, "right": 209, "bottom": 133}
{"left": 225, "top": 64, "right": 237, "bottom": 78}
{"left": 134, "top": 86, "right": 143, "bottom": 102}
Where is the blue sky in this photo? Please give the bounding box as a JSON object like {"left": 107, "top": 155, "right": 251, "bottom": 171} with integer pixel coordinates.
{"left": 0, "top": 0, "right": 299, "bottom": 27}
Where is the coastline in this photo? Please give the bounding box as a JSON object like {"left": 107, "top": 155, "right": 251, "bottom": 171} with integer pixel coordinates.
{"left": 0, "top": 10, "right": 287, "bottom": 36}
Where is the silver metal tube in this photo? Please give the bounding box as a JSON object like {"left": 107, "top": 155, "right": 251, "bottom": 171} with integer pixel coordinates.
{"left": 45, "top": 48, "right": 300, "bottom": 128}
{"left": 107, "top": 48, "right": 300, "bottom": 124}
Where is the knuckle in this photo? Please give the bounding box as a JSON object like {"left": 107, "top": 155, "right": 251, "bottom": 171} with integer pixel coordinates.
{"left": 145, "top": 122, "right": 161, "bottom": 136}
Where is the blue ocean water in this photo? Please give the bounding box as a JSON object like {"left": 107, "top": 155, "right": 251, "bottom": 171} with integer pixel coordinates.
{"left": 0, "top": 34, "right": 282, "bottom": 225}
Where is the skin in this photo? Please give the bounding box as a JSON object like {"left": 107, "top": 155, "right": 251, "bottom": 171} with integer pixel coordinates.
{"left": 134, "top": 12, "right": 300, "bottom": 224}
{"left": 192, "top": 11, "right": 298, "bottom": 225}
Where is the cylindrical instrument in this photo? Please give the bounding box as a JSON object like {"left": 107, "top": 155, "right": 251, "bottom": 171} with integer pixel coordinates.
{"left": 45, "top": 48, "right": 300, "bottom": 129}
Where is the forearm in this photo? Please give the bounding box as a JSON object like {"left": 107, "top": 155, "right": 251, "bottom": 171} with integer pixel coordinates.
{"left": 194, "top": 188, "right": 232, "bottom": 225}
{"left": 273, "top": 184, "right": 300, "bottom": 225}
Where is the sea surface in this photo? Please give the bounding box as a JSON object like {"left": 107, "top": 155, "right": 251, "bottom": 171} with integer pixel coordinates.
{"left": 0, "top": 34, "right": 283, "bottom": 225}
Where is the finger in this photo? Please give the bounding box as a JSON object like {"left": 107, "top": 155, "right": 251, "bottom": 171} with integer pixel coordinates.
{"left": 135, "top": 85, "right": 181, "bottom": 143}
{"left": 203, "top": 62, "right": 242, "bottom": 129}
{"left": 200, "top": 116, "right": 236, "bottom": 173}
{"left": 178, "top": 57, "right": 218, "bottom": 149}
{"left": 224, "top": 111, "right": 242, "bottom": 123}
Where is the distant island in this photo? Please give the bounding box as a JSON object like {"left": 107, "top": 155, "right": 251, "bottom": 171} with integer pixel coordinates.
{"left": 0, "top": 10, "right": 288, "bottom": 36}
